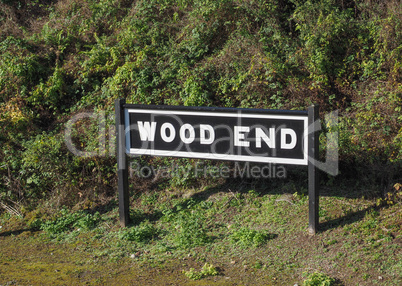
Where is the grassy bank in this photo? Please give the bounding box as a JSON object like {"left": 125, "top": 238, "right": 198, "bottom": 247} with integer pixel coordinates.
{"left": 1, "top": 181, "right": 401, "bottom": 285}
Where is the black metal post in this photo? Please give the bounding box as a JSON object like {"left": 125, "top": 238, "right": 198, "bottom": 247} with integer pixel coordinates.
{"left": 115, "top": 98, "right": 130, "bottom": 227}
{"left": 308, "top": 105, "right": 320, "bottom": 234}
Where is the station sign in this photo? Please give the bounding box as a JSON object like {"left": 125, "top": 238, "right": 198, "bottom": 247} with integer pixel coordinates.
{"left": 116, "top": 100, "right": 320, "bottom": 234}
{"left": 124, "top": 107, "right": 308, "bottom": 165}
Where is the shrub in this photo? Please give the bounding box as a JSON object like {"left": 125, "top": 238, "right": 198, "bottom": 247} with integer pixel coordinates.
{"left": 292, "top": 0, "right": 357, "bottom": 88}
{"left": 29, "top": 66, "right": 66, "bottom": 110}
{"left": 20, "top": 133, "right": 67, "bottom": 199}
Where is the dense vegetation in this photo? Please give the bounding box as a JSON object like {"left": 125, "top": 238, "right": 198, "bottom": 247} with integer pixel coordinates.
{"left": 0, "top": 0, "right": 401, "bottom": 210}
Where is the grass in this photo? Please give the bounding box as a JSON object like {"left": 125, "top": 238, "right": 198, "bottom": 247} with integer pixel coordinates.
{"left": 0, "top": 181, "right": 401, "bottom": 285}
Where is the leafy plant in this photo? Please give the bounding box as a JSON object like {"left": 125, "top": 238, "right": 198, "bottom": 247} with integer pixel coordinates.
{"left": 74, "top": 211, "right": 101, "bottom": 231}
{"left": 119, "top": 220, "right": 159, "bottom": 243}
{"left": 40, "top": 209, "right": 101, "bottom": 236}
{"left": 29, "top": 66, "right": 66, "bottom": 110}
{"left": 184, "top": 263, "right": 219, "bottom": 280}
{"left": 173, "top": 210, "right": 212, "bottom": 248}
{"left": 302, "top": 271, "right": 336, "bottom": 286}
{"left": 230, "top": 227, "right": 276, "bottom": 248}
{"left": 20, "top": 133, "right": 67, "bottom": 199}
{"left": 292, "top": 0, "right": 356, "bottom": 88}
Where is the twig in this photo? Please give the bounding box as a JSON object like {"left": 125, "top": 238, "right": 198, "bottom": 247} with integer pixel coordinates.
{"left": 228, "top": 189, "right": 240, "bottom": 202}
{"left": 275, "top": 198, "right": 295, "bottom": 205}
{"left": 275, "top": 194, "right": 295, "bottom": 205}
{"left": 0, "top": 201, "right": 22, "bottom": 217}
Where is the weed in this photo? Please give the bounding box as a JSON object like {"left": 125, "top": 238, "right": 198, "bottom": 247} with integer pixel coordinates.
{"left": 40, "top": 209, "right": 101, "bottom": 238}
{"left": 119, "top": 220, "right": 159, "bottom": 244}
{"left": 362, "top": 273, "right": 369, "bottom": 280}
{"left": 326, "top": 239, "right": 337, "bottom": 246}
{"left": 74, "top": 212, "right": 101, "bottom": 231}
{"left": 253, "top": 260, "right": 263, "bottom": 269}
{"left": 172, "top": 210, "right": 212, "bottom": 248}
{"left": 230, "top": 227, "right": 276, "bottom": 248}
{"left": 183, "top": 263, "right": 219, "bottom": 280}
{"left": 302, "top": 271, "right": 336, "bottom": 286}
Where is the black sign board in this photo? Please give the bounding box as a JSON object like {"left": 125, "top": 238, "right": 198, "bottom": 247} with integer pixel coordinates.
{"left": 125, "top": 107, "right": 308, "bottom": 165}
{"left": 116, "top": 100, "right": 320, "bottom": 234}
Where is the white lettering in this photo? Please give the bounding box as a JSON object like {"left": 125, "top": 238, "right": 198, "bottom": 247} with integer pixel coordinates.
{"left": 161, "top": 123, "right": 176, "bottom": 142}
{"left": 200, "top": 124, "right": 215, "bottom": 144}
{"left": 137, "top": 121, "right": 157, "bottom": 141}
{"left": 281, "top": 128, "right": 297, "bottom": 149}
{"left": 234, "top": 126, "right": 250, "bottom": 147}
{"left": 255, "top": 127, "right": 275, "bottom": 148}
{"left": 180, "top": 124, "right": 195, "bottom": 144}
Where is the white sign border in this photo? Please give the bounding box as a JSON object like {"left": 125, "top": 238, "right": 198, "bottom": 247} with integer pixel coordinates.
{"left": 125, "top": 108, "right": 309, "bottom": 166}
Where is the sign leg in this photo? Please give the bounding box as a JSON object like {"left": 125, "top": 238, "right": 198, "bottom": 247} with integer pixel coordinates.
{"left": 115, "top": 99, "right": 130, "bottom": 227}
{"left": 308, "top": 105, "right": 319, "bottom": 234}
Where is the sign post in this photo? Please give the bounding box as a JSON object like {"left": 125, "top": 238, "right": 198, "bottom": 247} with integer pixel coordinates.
{"left": 116, "top": 100, "right": 320, "bottom": 232}
{"left": 308, "top": 105, "right": 320, "bottom": 234}
{"left": 115, "top": 99, "right": 130, "bottom": 227}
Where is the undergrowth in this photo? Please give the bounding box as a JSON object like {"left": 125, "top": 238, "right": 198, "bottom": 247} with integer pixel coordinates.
{"left": 0, "top": 0, "right": 401, "bottom": 210}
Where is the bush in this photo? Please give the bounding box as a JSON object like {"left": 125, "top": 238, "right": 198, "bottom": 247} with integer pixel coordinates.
{"left": 29, "top": 66, "right": 66, "bottom": 110}
{"left": 20, "top": 133, "right": 67, "bottom": 199}
{"left": 292, "top": 0, "right": 357, "bottom": 88}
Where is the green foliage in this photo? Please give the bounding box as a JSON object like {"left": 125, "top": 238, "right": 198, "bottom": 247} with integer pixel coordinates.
{"left": 0, "top": 36, "right": 50, "bottom": 99}
{"left": 293, "top": 0, "right": 356, "bottom": 88}
{"left": 358, "top": 1, "right": 402, "bottom": 84}
{"left": 172, "top": 210, "right": 212, "bottom": 248}
{"left": 168, "top": 159, "right": 197, "bottom": 188}
{"left": 181, "top": 72, "right": 212, "bottom": 106}
{"left": 29, "top": 67, "right": 66, "bottom": 110}
{"left": 20, "top": 133, "right": 66, "bottom": 198}
{"left": 184, "top": 263, "right": 219, "bottom": 280}
{"left": 230, "top": 227, "right": 276, "bottom": 248}
{"left": 74, "top": 211, "right": 102, "bottom": 231}
{"left": 302, "top": 271, "right": 336, "bottom": 286}
{"left": 40, "top": 209, "right": 101, "bottom": 236}
{"left": 119, "top": 220, "right": 159, "bottom": 243}
{"left": 40, "top": 22, "right": 73, "bottom": 53}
